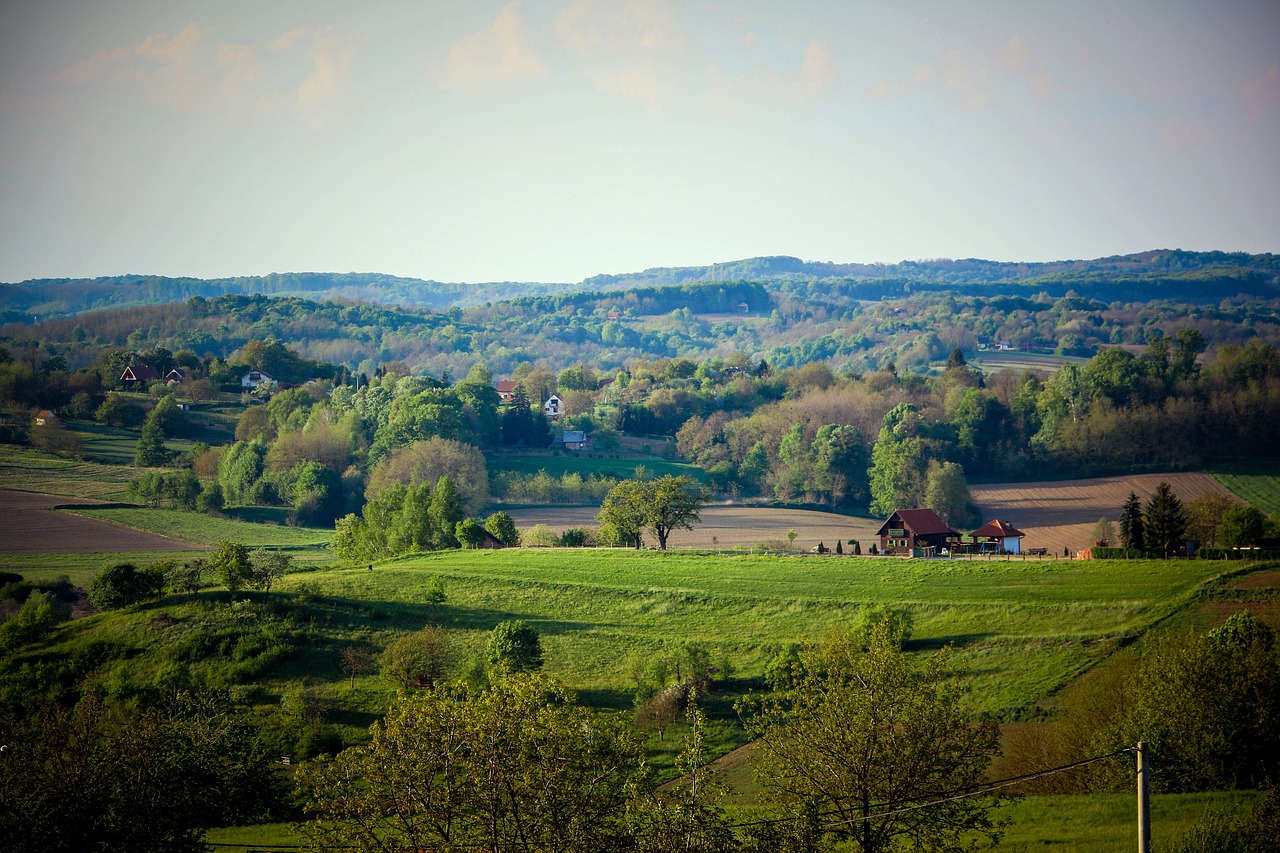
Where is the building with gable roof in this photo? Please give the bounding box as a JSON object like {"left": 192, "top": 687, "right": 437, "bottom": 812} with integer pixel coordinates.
{"left": 875, "top": 508, "right": 958, "bottom": 556}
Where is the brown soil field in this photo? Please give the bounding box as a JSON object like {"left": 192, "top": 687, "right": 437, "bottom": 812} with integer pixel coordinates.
{"left": 0, "top": 490, "right": 203, "bottom": 554}
{"left": 969, "top": 472, "right": 1235, "bottom": 555}
{"left": 507, "top": 472, "right": 1236, "bottom": 555}
{"left": 505, "top": 505, "right": 883, "bottom": 551}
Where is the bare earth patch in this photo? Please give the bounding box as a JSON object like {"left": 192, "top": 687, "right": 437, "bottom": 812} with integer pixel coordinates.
{"left": 970, "top": 472, "right": 1235, "bottom": 556}
{"left": 0, "top": 490, "right": 203, "bottom": 554}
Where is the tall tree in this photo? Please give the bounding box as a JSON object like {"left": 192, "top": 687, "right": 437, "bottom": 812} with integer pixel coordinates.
{"left": 868, "top": 404, "right": 926, "bottom": 516}
{"left": 923, "top": 461, "right": 973, "bottom": 529}
{"left": 1144, "top": 481, "right": 1188, "bottom": 556}
{"left": 211, "top": 541, "right": 252, "bottom": 598}
{"left": 739, "top": 619, "right": 1001, "bottom": 853}
{"left": 598, "top": 479, "right": 650, "bottom": 549}
{"left": 1119, "top": 491, "right": 1145, "bottom": 549}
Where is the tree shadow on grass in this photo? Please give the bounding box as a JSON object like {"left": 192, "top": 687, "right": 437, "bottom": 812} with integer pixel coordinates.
{"left": 906, "top": 632, "right": 997, "bottom": 652}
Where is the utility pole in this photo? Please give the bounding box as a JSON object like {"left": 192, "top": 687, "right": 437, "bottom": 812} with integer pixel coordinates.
{"left": 1137, "top": 740, "right": 1150, "bottom": 853}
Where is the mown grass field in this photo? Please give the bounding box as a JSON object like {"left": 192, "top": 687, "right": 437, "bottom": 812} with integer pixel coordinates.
{"left": 0, "top": 444, "right": 139, "bottom": 500}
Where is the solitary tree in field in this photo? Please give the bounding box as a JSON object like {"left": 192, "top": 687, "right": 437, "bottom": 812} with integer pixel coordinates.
{"left": 487, "top": 620, "right": 544, "bottom": 674}
{"left": 645, "top": 475, "right": 709, "bottom": 550}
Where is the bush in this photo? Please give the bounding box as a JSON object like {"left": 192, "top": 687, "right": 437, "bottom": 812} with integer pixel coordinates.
{"left": 87, "top": 563, "right": 165, "bottom": 610}
{"left": 1090, "top": 547, "right": 1165, "bottom": 559}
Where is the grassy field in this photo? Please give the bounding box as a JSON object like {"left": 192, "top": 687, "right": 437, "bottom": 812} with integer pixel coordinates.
{"left": 1212, "top": 460, "right": 1280, "bottom": 515}
{"left": 65, "top": 505, "right": 333, "bottom": 549}
{"left": 203, "top": 790, "right": 1263, "bottom": 853}
{"left": 488, "top": 453, "right": 707, "bottom": 481}
{"left": 283, "top": 550, "right": 1235, "bottom": 716}
{"left": 0, "top": 444, "right": 139, "bottom": 500}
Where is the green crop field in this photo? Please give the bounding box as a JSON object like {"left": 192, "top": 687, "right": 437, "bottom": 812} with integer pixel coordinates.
{"left": 488, "top": 453, "right": 708, "bottom": 481}
{"left": 1213, "top": 460, "right": 1280, "bottom": 515}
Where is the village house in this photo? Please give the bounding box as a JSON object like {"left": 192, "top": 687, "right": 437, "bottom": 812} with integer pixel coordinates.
{"left": 241, "top": 368, "right": 275, "bottom": 389}
{"left": 34, "top": 409, "right": 59, "bottom": 427}
{"left": 164, "top": 368, "right": 186, "bottom": 384}
{"left": 543, "top": 394, "right": 563, "bottom": 420}
{"left": 875, "top": 508, "right": 958, "bottom": 556}
{"left": 119, "top": 364, "right": 161, "bottom": 389}
{"left": 496, "top": 380, "right": 518, "bottom": 403}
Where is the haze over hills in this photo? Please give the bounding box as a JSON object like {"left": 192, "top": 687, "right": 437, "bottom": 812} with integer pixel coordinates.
{"left": 2, "top": 249, "right": 1278, "bottom": 322}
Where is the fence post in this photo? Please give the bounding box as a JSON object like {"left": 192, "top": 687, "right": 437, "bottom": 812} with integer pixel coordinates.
{"left": 1137, "top": 740, "right": 1150, "bottom": 853}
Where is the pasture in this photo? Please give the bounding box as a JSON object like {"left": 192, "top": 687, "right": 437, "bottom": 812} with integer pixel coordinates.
{"left": 1213, "top": 460, "right": 1280, "bottom": 516}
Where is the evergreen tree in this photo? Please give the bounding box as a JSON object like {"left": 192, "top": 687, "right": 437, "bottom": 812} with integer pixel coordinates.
{"left": 1144, "top": 481, "right": 1188, "bottom": 556}
{"left": 1119, "top": 491, "right": 1145, "bottom": 549}
{"left": 133, "top": 417, "right": 169, "bottom": 467}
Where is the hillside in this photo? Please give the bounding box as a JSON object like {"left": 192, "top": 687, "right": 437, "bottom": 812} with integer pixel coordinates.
{"left": 2, "top": 249, "right": 1277, "bottom": 323}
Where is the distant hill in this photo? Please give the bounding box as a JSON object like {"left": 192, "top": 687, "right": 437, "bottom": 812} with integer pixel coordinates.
{"left": 2, "top": 249, "right": 1277, "bottom": 322}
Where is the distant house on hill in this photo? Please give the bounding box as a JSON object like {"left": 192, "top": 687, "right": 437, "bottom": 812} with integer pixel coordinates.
{"left": 34, "top": 409, "right": 59, "bottom": 427}
{"left": 876, "top": 508, "right": 958, "bottom": 556}
{"left": 496, "top": 380, "right": 518, "bottom": 402}
{"left": 543, "top": 394, "right": 563, "bottom": 420}
{"left": 971, "top": 519, "right": 1025, "bottom": 554}
{"left": 241, "top": 368, "right": 275, "bottom": 389}
{"left": 164, "top": 368, "right": 186, "bottom": 384}
{"left": 552, "top": 430, "right": 592, "bottom": 452}
{"left": 120, "top": 364, "right": 160, "bottom": 388}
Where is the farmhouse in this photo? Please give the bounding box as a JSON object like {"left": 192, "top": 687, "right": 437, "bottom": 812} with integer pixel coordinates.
{"left": 120, "top": 364, "right": 160, "bottom": 388}
{"left": 241, "top": 368, "right": 275, "bottom": 389}
{"left": 34, "top": 409, "right": 59, "bottom": 427}
{"left": 552, "top": 430, "right": 592, "bottom": 452}
{"left": 164, "top": 368, "right": 186, "bottom": 384}
{"left": 876, "top": 508, "right": 958, "bottom": 556}
{"left": 496, "top": 380, "right": 518, "bottom": 402}
{"left": 543, "top": 394, "right": 563, "bottom": 420}
{"left": 971, "top": 519, "right": 1026, "bottom": 554}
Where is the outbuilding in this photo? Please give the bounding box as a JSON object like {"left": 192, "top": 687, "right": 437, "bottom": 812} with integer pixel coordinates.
{"left": 971, "top": 519, "right": 1026, "bottom": 554}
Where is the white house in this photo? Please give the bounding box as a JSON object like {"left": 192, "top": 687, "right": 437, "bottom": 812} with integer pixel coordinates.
{"left": 543, "top": 394, "right": 563, "bottom": 420}
{"left": 241, "top": 369, "right": 275, "bottom": 389}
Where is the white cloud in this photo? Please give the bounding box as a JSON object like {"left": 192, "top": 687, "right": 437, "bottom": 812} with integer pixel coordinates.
{"left": 51, "top": 22, "right": 362, "bottom": 129}
{"left": 437, "top": 1, "right": 545, "bottom": 94}
{"left": 871, "top": 36, "right": 1053, "bottom": 110}
{"left": 555, "top": 0, "right": 686, "bottom": 111}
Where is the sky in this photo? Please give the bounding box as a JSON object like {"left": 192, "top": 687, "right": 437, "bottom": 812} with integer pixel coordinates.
{"left": 1, "top": 1, "right": 1278, "bottom": 285}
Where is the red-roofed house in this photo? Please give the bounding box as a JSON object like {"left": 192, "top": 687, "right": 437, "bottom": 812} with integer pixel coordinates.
{"left": 876, "top": 508, "right": 958, "bottom": 556}
{"left": 496, "top": 380, "right": 519, "bottom": 403}
{"left": 971, "top": 519, "right": 1026, "bottom": 555}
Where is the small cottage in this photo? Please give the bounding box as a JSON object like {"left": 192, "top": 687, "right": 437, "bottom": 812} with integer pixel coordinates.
{"left": 552, "top": 430, "right": 592, "bottom": 452}
{"left": 876, "top": 508, "right": 958, "bottom": 556}
{"left": 971, "top": 519, "right": 1026, "bottom": 554}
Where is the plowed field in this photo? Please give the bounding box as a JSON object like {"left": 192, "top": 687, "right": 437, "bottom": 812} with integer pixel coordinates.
{"left": 507, "top": 472, "right": 1237, "bottom": 555}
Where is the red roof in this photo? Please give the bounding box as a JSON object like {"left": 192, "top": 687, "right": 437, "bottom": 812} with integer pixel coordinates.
{"left": 876, "top": 508, "right": 956, "bottom": 537}
{"left": 972, "top": 519, "right": 1025, "bottom": 539}
{"left": 121, "top": 364, "right": 161, "bottom": 382}
{"left": 496, "top": 380, "right": 518, "bottom": 394}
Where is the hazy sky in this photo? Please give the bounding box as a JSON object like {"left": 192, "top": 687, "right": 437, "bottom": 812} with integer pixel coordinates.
{"left": 1, "top": 1, "right": 1277, "bottom": 284}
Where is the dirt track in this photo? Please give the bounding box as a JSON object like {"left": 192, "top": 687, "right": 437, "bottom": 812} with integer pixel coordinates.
{"left": 0, "top": 490, "right": 203, "bottom": 554}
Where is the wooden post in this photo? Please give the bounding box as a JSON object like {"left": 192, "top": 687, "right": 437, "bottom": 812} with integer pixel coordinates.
{"left": 1137, "top": 740, "right": 1150, "bottom": 853}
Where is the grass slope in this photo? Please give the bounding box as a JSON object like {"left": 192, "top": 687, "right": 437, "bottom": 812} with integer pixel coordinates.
{"left": 65, "top": 506, "right": 332, "bottom": 549}
{"left": 1213, "top": 460, "right": 1280, "bottom": 515}
{"left": 294, "top": 550, "right": 1230, "bottom": 716}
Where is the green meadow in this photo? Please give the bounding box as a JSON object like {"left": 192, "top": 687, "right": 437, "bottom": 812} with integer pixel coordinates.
{"left": 274, "top": 549, "right": 1231, "bottom": 716}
